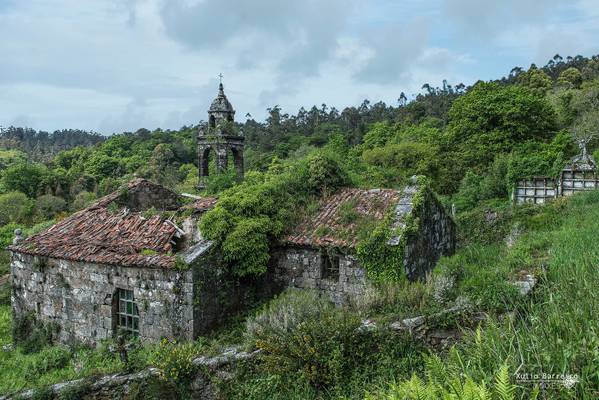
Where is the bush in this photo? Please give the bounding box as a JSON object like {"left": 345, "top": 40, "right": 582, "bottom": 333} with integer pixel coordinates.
{"left": 245, "top": 290, "right": 418, "bottom": 389}
{"left": 151, "top": 339, "right": 199, "bottom": 385}
{"left": 200, "top": 151, "right": 346, "bottom": 277}
{"left": 71, "top": 191, "right": 96, "bottom": 211}
{"left": 25, "top": 346, "right": 72, "bottom": 380}
{"left": 245, "top": 290, "right": 332, "bottom": 345}
{"left": 12, "top": 313, "right": 58, "bottom": 354}
{"left": 350, "top": 280, "right": 437, "bottom": 319}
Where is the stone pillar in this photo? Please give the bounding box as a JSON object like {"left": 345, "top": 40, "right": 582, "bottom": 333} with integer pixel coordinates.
{"left": 233, "top": 147, "right": 244, "bottom": 178}
{"left": 216, "top": 148, "right": 228, "bottom": 173}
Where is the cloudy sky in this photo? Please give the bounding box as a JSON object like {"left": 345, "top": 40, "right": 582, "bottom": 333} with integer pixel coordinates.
{"left": 1, "top": 0, "right": 599, "bottom": 134}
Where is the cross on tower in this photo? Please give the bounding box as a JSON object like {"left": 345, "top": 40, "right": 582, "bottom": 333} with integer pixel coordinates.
{"left": 218, "top": 73, "right": 223, "bottom": 84}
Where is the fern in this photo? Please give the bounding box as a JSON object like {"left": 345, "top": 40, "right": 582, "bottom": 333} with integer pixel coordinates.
{"left": 493, "top": 365, "right": 515, "bottom": 400}
{"left": 373, "top": 365, "right": 519, "bottom": 400}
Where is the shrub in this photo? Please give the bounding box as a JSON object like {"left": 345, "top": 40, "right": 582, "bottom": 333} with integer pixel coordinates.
{"left": 245, "top": 290, "right": 332, "bottom": 345}
{"left": 350, "top": 280, "right": 437, "bottom": 319}
{"left": 200, "top": 151, "right": 346, "bottom": 277}
{"left": 71, "top": 191, "right": 96, "bottom": 211}
{"left": 12, "top": 312, "right": 58, "bottom": 354}
{"left": 151, "top": 339, "right": 198, "bottom": 385}
{"left": 245, "top": 290, "right": 417, "bottom": 389}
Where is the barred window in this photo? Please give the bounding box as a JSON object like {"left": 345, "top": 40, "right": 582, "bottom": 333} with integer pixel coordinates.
{"left": 116, "top": 288, "right": 139, "bottom": 336}
{"left": 322, "top": 252, "right": 340, "bottom": 281}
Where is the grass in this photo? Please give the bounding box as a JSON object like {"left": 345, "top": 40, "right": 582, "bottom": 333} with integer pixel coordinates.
{"left": 370, "top": 190, "right": 599, "bottom": 399}
{"left": 0, "top": 286, "right": 270, "bottom": 396}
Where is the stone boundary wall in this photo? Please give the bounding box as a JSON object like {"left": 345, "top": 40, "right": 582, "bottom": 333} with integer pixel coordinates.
{"left": 11, "top": 252, "right": 194, "bottom": 345}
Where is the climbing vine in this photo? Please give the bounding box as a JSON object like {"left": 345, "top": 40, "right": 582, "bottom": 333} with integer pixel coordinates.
{"left": 355, "top": 177, "right": 430, "bottom": 283}
{"left": 199, "top": 151, "right": 347, "bottom": 277}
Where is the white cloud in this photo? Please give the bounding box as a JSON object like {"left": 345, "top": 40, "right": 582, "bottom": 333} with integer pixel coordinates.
{"left": 2, "top": 0, "right": 599, "bottom": 133}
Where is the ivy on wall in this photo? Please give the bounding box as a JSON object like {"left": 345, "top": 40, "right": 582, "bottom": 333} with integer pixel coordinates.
{"left": 355, "top": 176, "right": 431, "bottom": 283}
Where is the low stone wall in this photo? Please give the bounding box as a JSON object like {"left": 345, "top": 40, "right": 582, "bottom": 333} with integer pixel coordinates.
{"left": 0, "top": 349, "right": 261, "bottom": 400}
{"left": 11, "top": 252, "right": 194, "bottom": 345}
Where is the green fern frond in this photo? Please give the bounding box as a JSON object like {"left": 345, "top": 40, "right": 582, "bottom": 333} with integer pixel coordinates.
{"left": 494, "top": 365, "right": 515, "bottom": 400}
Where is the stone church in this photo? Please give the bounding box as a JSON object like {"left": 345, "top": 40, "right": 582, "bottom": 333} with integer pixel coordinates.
{"left": 8, "top": 84, "right": 455, "bottom": 345}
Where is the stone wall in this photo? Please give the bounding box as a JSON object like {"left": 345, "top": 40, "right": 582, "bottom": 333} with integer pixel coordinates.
{"left": 403, "top": 190, "right": 456, "bottom": 281}
{"left": 10, "top": 252, "right": 194, "bottom": 345}
{"left": 272, "top": 247, "right": 369, "bottom": 305}
{"left": 193, "top": 250, "right": 281, "bottom": 334}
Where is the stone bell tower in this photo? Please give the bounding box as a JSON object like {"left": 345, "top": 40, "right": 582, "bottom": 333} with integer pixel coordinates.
{"left": 197, "top": 80, "right": 244, "bottom": 187}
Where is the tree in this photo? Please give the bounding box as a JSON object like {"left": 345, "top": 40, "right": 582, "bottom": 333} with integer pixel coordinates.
{"left": 442, "top": 82, "right": 557, "bottom": 193}
{"left": 1, "top": 163, "right": 47, "bottom": 198}
{"left": 35, "top": 194, "right": 66, "bottom": 220}
{"left": 84, "top": 153, "right": 121, "bottom": 180}
{"left": 72, "top": 191, "right": 96, "bottom": 211}
{"left": 558, "top": 67, "right": 583, "bottom": 89}
{"left": 570, "top": 111, "right": 599, "bottom": 152}
{"left": 518, "top": 68, "right": 552, "bottom": 96}
{"left": 0, "top": 192, "right": 33, "bottom": 226}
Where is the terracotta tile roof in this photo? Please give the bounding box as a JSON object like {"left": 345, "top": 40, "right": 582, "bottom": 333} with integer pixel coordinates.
{"left": 284, "top": 188, "right": 402, "bottom": 249}
{"left": 188, "top": 197, "right": 218, "bottom": 212}
{"left": 8, "top": 179, "right": 192, "bottom": 269}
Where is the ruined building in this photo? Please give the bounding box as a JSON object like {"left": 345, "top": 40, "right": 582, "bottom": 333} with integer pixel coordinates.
{"left": 8, "top": 179, "right": 279, "bottom": 345}
{"left": 8, "top": 84, "right": 456, "bottom": 345}
{"left": 273, "top": 179, "right": 455, "bottom": 304}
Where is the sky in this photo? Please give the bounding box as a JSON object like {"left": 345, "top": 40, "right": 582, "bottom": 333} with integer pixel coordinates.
{"left": 1, "top": 0, "right": 599, "bottom": 135}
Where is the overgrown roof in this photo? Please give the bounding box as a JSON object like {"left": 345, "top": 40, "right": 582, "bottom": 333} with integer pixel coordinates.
{"left": 8, "top": 179, "right": 217, "bottom": 269}
{"left": 284, "top": 188, "right": 404, "bottom": 249}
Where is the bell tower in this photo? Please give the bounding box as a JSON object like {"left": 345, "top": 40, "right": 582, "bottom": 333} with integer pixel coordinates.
{"left": 198, "top": 79, "right": 244, "bottom": 187}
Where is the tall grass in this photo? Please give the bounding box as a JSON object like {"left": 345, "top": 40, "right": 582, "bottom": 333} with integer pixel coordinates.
{"left": 373, "top": 191, "right": 599, "bottom": 399}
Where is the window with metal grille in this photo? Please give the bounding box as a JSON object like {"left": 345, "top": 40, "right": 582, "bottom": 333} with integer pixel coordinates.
{"left": 321, "top": 252, "right": 340, "bottom": 281}
{"left": 116, "top": 288, "right": 139, "bottom": 336}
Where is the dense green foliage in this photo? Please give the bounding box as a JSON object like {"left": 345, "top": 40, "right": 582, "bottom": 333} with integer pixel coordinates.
{"left": 200, "top": 151, "right": 347, "bottom": 277}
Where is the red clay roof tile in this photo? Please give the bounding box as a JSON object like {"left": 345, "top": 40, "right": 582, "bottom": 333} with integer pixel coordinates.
{"left": 284, "top": 188, "right": 402, "bottom": 249}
